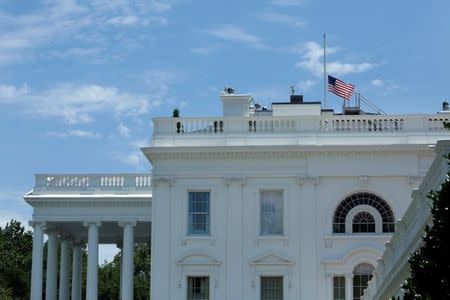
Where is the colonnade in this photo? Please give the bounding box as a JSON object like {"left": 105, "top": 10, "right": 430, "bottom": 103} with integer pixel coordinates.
{"left": 29, "top": 220, "right": 137, "bottom": 300}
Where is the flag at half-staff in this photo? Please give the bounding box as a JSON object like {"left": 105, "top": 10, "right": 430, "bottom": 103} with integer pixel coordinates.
{"left": 328, "top": 75, "right": 355, "bottom": 100}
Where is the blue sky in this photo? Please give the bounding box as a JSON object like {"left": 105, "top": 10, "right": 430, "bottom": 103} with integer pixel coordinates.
{"left": 0, "top": 0, "right": 449, "bottom": 261}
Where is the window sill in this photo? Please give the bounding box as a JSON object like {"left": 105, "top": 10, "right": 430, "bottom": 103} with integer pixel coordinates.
{"left": 254, "top": 235, "right": 289, "bottom": 247}
{"left": 325, "top": 233, "right": 393, "bottom": 240}
{"left": 182, "top": 236, "right": 216, "bottom": 246}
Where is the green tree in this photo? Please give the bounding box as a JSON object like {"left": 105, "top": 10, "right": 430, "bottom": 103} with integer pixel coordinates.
{"left": 0, "top": 220, "right": 33, "bottom": 299}
{"left": 402, "top": 154, "right": 450, "bottom": 299}
{"left": 97, "top": 243, "right": 151, "bottom": 300}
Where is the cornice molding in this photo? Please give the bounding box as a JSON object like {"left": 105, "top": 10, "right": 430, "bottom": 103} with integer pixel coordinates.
{"left": 144, "top": 145, "right": 434, "bottom": 161}
{"left": 151, "top": 176, "right": 175, "bottom": 187}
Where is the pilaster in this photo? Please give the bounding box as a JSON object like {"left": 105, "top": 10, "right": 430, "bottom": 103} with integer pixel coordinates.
{"left": 224, "top": 177, "right": 246, "bottom": 300}
{"left": 150, "top": 176, "right": 175, "bottom": 300}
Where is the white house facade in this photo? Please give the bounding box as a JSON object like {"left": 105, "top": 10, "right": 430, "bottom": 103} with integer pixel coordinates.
{"left": 25, "top": 90, "right": 450, "bottom": 300}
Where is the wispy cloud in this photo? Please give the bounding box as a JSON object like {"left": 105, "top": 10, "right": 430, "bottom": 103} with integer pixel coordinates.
{"left": 0, "top": 0, "right": 174, "bottom": 64}
{"left": 117, "top": 123, "right": 130, "bottom": 137}
{"left": 0, "top": 83, "right": 162, "bottom": 124}
{"left": 47, "top": 129, "right": 100, "bottom": 138}
{"left": 296, "top": 41, "right": 375, "bottom": 77}
{"left": 371, "top": 79, "right": 384, "bottom": 87}
{"left": 191, "top": 46, "right": 220, "bottom": 55}
{"left": 271, "top": 0, "right": 305, "bottom": 6}
{"left": 206, "top": 25, "right": 263, "bottom": 47}
{"left": 258, "top": 12, "right": 306, "bottom": 28}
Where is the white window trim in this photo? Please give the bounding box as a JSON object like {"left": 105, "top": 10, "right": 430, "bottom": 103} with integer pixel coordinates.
{"left": 186, "top": 189, "right": 212, "bottom": 237}
{"left": 184, "top": 273, "right": 215, "bottom": 300}
{"left": 345, "top": 205, "right": 383, "bottom": 234}
{"left": 259, "top": 189, "right": 285, "bottom": 236}
{"left": 256, "top": 273, "right": 287, "bottom": 300}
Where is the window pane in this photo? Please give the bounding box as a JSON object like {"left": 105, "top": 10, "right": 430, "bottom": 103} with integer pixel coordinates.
{"left": 260, "top": 191, "right": 283, "bottom": 235}
{"left": 187, "top": 276, "right": 209, "bottom": 300}
{"left": 188, "top": 192, "right": 210, "bottom": 235}
{"left": 333, "top": 276, "right": 345, "bottom": 300}
{"left": 353, "top": 264, "right": 374, "bottom": 300}
{"left": 261, "top": 276, "right": 283, "bottom": 300}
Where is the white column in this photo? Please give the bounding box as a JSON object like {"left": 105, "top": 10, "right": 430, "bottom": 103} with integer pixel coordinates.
{"left": 71, "top": 242, "right": 83, "bottom": 300}
{"left": 345, "top": 274, "right": 353, "bottom": 300}
{"left": 45, "top": 230, "right": 58, "bottom": 300}
{"left": 120, "top": 221, "right": 136, "bottom": 300}
{"left": 224, "top": 177, "right": 246, "bottom": 299}
{"left": 59, "top": 239, "right": 70, "bottom": 300}
{"left": 30, "top": 221, "right": 44, "bottom": 300}
{"left": 84, "top": 221, "right": 101, "bottom": 300}
{"left": 117, "top": 244, "right": 123, "bottom": 299}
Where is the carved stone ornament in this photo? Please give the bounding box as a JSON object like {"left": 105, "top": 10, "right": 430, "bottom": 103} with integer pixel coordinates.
{"left": 223, "top": 177, "right": 247, "bottom": 186}
{"left": 359, "top": 175, "right": 369, "bottom": 185}
{"left": 151, "top": 176, "right": 175, "bottom": 188}
{"left": 323, "top": 238, "right": 334, "bottom": 248}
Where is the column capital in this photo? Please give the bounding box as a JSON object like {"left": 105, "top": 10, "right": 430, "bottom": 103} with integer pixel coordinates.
{"left": 296, "top": 177, "right": 305, "bottom": 186}
{"left": 307, "top": 176, "right": 321, "bottom": 185}
{"left": 119, "top": 220, "right": 137, "bottom": 228}
{"left": 223, "top": 177, "right": 247, "bottom": 186}
{"left": 83, "top": 221, "right": 101, "bottom": 227}
{"left": 152, "top": 176, "right": 175, "bottom": 188}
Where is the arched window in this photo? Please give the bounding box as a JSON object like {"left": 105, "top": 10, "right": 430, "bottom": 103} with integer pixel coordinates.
{"left": 353, "top": 263, "right": 374, "bottom": 300}
{"left": 333, "top": 192, "right": 395, "bottom": 233}
{"left": 352, "top": 211, "right": 375, "bottom": 233}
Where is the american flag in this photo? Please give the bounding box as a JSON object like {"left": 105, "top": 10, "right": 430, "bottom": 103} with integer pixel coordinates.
{"left": 328, "top": 75, "right": 355, "bottom": 100}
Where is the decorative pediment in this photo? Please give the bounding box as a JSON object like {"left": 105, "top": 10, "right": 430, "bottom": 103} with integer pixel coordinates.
{"left": 250, "top": 252, "right": 294, "bottom": 266}
{"left": 176, "top": 253, "right": 221, "bottom": 266}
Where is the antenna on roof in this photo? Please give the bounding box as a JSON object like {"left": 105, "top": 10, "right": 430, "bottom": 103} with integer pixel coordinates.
{"left": 290, "top": 84, "right": 296, "bottom": 95}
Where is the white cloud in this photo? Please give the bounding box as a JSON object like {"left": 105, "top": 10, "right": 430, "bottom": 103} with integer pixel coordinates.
{"left": 0, "top": 83, "right": 162, "bottom": 124}
{"left": 0, "top": 84, "right": 30, "bottom": 102}
{"left": 191, "top": 46, "right": 218, "bottom": 55}
{"left": 258, "top": 12, "right": 306, "bottom": 28}
{"left": 118, "top": 123, "right": 130, "bottom": 137}
{"left": 47, "top": 129, "right": 100, "bottom": 138}
{"left": 297, "top": 80, "right": 316, "bottom": 91}
{"left": 0, "top": 211, "right": 31, "bottom": 230}
{"left": 271, "top": 0, "right": 305, "bottom": 6}
{"left": 296, "top": 41, "right": 375, "bottom": 77}
{"left": 0, "top": 0, "right": 173, "bottom": 64}
{"left": 371, "top": 79, "right": 384, "bottom": 87}
{"left": 206, "top": 25, "right": 263, "bottom": 47}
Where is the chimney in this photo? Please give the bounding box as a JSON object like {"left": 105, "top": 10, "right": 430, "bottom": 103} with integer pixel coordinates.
{"left": 290, "top": 95, "right": 303, "bottom": 104}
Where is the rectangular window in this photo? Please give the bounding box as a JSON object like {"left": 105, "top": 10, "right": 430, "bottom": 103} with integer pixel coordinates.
{"left": 261, "top": 276, "right": 283, "bottom": 300}
{"left": 260, "top": 190, "right": 283, "bottom": 235}
{"left": 333, "top": 276, "right": 345, "bottom": 300}
{"left": 188, "top": 191, "right": 210, "bottom": 235}
{"left": 187, "top": 276, "right": 209, "bottom": 300}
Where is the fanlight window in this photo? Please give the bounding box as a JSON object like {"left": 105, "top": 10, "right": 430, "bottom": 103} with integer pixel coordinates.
{"left": 353, "top": 263, "right": 374, "bottom": 300}
{"left": 333, "top": 192, "right": 395, "bottom": 233}
{"left": 352, "top": 211, "right": 375, "bottom": 233}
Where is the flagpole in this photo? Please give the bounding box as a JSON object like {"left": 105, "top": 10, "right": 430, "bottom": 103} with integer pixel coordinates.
{"left": 323, "top": 33, "right": 327, "bottom": 109}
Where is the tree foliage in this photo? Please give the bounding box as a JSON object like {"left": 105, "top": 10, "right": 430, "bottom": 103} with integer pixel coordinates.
{"left": 402, "top": 154, "right": 450, "bottom": 299}
{"left": 0, "top": 220, "right": 33, "bottom": 299}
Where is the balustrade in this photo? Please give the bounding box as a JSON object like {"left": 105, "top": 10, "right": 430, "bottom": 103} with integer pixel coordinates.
{"left": 154, "top": 114, "right": 449, "bottom": 136}
{"left": 34, "top": 174, "right": 152, "bottom": 193}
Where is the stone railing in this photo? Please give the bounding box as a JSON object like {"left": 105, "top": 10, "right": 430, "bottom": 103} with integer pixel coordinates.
{"left": 33, "top": 174, "right": 152, "bottom": 194}
{"left": 153, "top": 114, "right": 449, "bottom": 136}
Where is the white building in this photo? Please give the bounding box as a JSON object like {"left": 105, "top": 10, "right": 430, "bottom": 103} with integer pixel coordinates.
{"left": 25, "top": 90, "right": 450, "bottom": 300}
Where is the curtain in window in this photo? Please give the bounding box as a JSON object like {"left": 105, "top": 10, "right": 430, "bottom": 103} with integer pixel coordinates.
{"left": 261, "top": 191, "right": 283, "bottom": 235}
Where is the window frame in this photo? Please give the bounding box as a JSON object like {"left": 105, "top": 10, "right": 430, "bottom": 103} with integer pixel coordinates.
{"left": 259, "top": 189, "right": 284, "bottom": 236}
{"left": 187, "top": 190, "right": 211, "bottom": 236}
{"left": 186, "top": 275, "right": 211, "bottom": 300}
{"left": 260, "top": 275, "right": 284, "bottom": 300}
{"left": 333, "top": 275, "right": 346, "bottom": 300}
